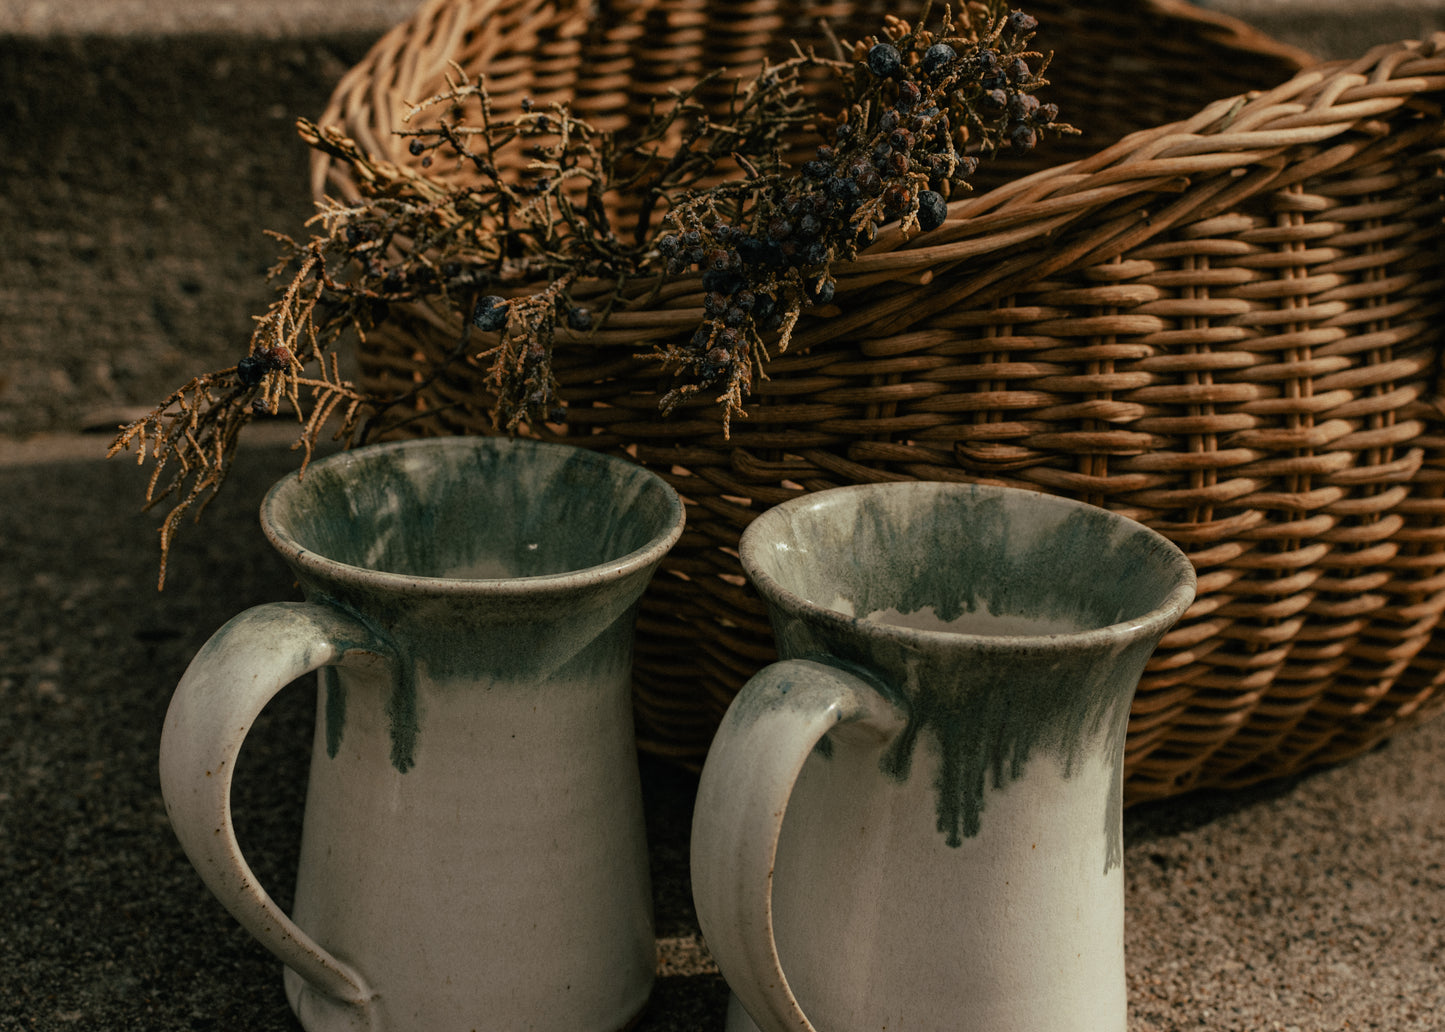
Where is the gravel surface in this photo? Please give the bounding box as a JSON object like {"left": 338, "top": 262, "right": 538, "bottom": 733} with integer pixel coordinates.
{"left": 1124, "top": 727, "right": 1445, "bottom": 1031}
{"left": 1, "top": 0, "right": 417, "bottom": 37}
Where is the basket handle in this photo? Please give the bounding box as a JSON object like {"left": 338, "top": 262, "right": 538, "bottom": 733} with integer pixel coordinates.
{"left": 159, "top": 602, "right": 392, "bottom": 1026}
{"left": 690, "top": 658, "right": 905, "bottom": 1032}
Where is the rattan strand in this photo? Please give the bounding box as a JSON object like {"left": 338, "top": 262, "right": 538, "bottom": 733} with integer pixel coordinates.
{"left": 310, "top": 0, "right": 1445, "bottom": 802}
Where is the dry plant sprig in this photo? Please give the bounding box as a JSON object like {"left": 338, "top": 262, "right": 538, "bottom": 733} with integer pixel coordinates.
{"left": 651, "top": 3, "right": 1074, "bottom": 429}
{"left": 111, "top": 1, "right": 1072, "bottom": 585}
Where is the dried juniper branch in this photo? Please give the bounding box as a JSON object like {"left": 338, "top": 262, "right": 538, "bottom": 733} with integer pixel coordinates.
{"left": 111, "top": 1, "right": 1072, "bottom": 584}
{"left": 650, "top": 3, "right": 1074, "bottom": 429}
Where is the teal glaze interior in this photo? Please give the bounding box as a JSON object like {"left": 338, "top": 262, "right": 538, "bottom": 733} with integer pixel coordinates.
{"left": 745, "top": 483, "right": 1189, "bottom": 636}
{"left": 264, "top": 438, "right": 680, "bottom": 580}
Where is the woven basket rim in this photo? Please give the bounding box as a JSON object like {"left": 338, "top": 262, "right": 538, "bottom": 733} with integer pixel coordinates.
{"left": 311, "top": 29, "right": 1444, "bottom": 356}
{"left": 308, "top": 0, "right": 1318, "bottom": 199}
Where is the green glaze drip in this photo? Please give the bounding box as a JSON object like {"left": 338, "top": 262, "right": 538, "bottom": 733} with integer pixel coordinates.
{"left": 756, "top": 484, "right": 1187, "bottom": 872}
{"left": 867, "top": 644, "right": 1142, "bottom": 860}
{"left": 386, "top": 665, "right": 419, "bottom": 774}
{"left": 323, "top": 666, "right": 346, "bottom": 759}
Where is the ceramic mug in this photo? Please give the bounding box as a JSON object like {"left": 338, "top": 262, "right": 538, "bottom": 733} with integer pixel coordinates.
{"left": 692, "top": 482, "right": 1196, "bottom": 1032}
{"left": 160, "top": 436, "right": 685, "bottom": 1032}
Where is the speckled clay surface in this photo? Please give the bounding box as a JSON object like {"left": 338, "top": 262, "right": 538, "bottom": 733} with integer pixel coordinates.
{"left": 159, "top": 436, "right": 685, "bottom": 1032}
{"left": 692, "top": 482, "right": 1195, "bottom": 1032}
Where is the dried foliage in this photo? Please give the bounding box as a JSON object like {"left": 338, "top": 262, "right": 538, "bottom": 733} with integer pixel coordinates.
{"left": 110, "top": 1, "right": 1072, "bottom": 585}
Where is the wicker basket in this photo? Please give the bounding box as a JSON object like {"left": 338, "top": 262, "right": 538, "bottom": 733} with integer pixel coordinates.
{"left": 311, "top": 0, "right": 1445, "bottom": 803}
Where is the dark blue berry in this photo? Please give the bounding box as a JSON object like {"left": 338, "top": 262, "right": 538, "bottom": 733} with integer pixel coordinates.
{"left": 701, "top": 268, "right": 743, "bottom": 295}
{"left": 566, "top": 307, "right": 593, "bottom": 331}
{"left": 867, "top": 42, "right": 902, "bottom": 79}
{"left": 921, "top": 43, "right": 956, "bottom": 75}
{"left": 806, "top": 277, "right": 836, "bottom": 305}
{"left": 237, "top": 354, "right": 267, "bottom": 387}
{"left": 736, "top": 236, "right": 766, "bottom": 264}
{"left": 917, "top": 190, "right": 948, "bottom": 231}
{"left": 472, "top": 296, "right": 509, "bottom": 332}
{"left": 1008, "top": 10, "right": 1039, "bottom": 35}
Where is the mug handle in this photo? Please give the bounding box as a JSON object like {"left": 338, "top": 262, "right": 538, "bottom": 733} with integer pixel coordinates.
{"left": 691, "top": 658, "right": 905, "bottom": 1032}
{"left": 159, "top": 601, "right": 392, "bottom": 1022}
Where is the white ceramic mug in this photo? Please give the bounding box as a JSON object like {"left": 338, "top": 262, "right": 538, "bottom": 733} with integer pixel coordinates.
{"left": 691, "top": 482, "right": 1196, "bottom": 1032}
{"left": 160, "top": 437, "right": 685, "bottom": 1032}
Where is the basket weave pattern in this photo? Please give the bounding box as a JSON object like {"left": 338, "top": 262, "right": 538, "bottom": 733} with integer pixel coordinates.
{"left": 313, "top": 0, "right": 1445, "bottom": 802}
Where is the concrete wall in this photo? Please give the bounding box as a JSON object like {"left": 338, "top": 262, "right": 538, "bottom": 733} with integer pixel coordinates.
{"left": 1195, "top": 0, "right": 1445, "bottom": 59}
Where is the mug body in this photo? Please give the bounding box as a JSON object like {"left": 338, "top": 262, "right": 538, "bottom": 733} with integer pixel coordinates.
{"left": 258, "top": 437, "right": 686, "bottom": 1032}
{"left": 730, "top": 482, "right": 1196, "bottom": 1032}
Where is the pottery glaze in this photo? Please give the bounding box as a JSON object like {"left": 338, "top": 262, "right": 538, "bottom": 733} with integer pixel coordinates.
{"left": 691, "top": 483, "right": 1196, "bottom": 1032}
{"left": 160, "top": 437, "right": 685, "bottom": 1032}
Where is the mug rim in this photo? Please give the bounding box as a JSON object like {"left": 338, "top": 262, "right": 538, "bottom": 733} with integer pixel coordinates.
{"left": 259, "top": 436, "right": 686, "bottom": 597}
{"left": 739, "top": 481, "right": 1197, "bottom": 652}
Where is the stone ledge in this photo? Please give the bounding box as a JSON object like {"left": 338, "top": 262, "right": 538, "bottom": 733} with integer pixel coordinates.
{"left": 0, "top": 0, "right": 418, "bottom": 37}
{"left": 1193, "top": 0, "right": 1445, "bottom": 58}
